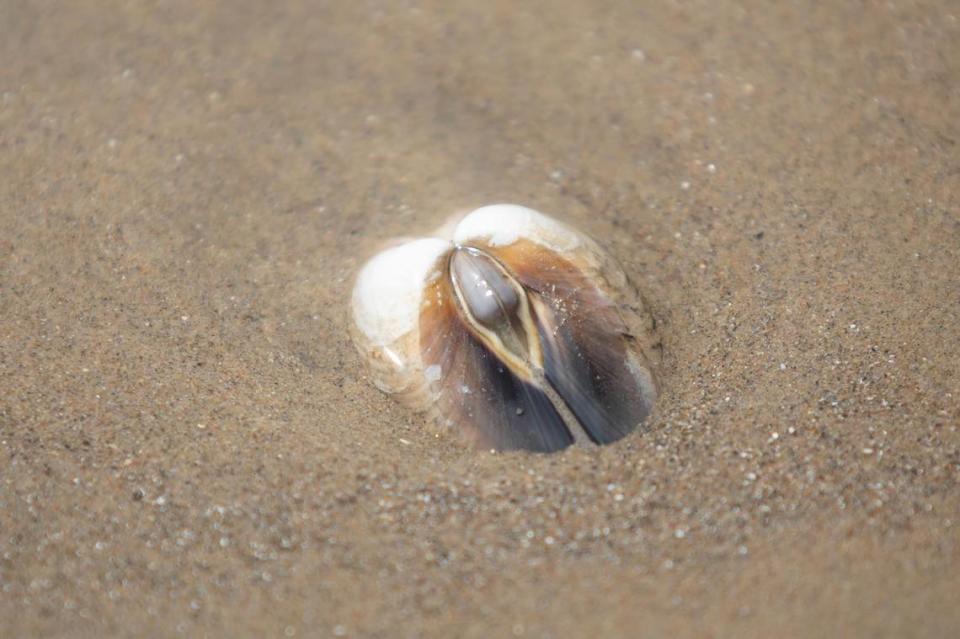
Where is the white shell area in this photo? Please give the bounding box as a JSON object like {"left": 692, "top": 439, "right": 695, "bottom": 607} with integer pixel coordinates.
{"left": 453, "top": 204, "right": 583, "bottom": 252}
{"left": 351, "top": 237, "right": 451, "bottom": 347}
{"left": 453, "top": 204, "right": 630, "bottom": 297}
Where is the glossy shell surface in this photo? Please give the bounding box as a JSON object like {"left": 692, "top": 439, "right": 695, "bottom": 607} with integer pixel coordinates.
{"left": 351, "top": 204, "right": 658, "bottom": 452}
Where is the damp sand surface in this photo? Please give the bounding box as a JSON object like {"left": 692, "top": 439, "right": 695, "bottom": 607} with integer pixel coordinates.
{"left": 2, "top": 1, "right": 959, "bottom": 637}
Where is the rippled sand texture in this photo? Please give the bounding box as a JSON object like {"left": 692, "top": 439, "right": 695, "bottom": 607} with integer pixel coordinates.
{"left": 2, "top": 1, "right": 958, "bottom": 637}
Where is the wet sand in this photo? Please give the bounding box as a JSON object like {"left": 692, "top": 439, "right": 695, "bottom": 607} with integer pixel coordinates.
{"left": 2, "top": 1, "right": 958, "bottom": 637}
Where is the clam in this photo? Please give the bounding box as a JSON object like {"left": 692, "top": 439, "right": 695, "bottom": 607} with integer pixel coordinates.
{"left": 350, "top": 204, "right": 658, "bottom": 453}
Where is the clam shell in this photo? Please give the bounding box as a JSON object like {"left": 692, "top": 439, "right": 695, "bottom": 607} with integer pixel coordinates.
{"left": 351, "top": 204, "right": 659, "bottom": 452}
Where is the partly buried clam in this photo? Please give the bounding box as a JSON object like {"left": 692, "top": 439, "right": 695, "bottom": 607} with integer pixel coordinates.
{"left": 350, "top": 204, "right": 659, "bottom": 453}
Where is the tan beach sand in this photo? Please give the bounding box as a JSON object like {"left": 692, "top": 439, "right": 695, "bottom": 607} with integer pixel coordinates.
{"left": 2, "top": 1, "right": 958, "bottom": 636}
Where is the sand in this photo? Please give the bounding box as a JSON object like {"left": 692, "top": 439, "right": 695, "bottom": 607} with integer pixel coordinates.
{"left": 1, "top": 1, "right": 958, "bottom": 637}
